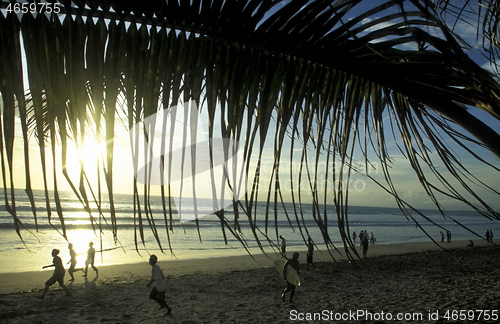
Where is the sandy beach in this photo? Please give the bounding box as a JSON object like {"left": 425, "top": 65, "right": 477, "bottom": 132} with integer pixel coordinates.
{"left": 0, "top": 239, "right": 498, "bottom": 323}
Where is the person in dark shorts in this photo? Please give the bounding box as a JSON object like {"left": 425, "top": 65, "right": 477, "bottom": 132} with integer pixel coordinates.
{"left": 361, "top": 236, "right": 369, "bottom": 259}
{"left": 306, "top": 237, "right": 315, "bottom": 270}
{"left": 281, "top": 252, "right": 300, "bottom": 303}
{"left": 39, "top": 249, "right": 71, "bottom": 299}
{"left": 147, "top": 254, "right": 172, "bottom": 314}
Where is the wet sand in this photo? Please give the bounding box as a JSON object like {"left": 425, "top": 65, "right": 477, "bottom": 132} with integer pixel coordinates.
{"left": 0, "top": 240, "right": 498, "bottom": 323}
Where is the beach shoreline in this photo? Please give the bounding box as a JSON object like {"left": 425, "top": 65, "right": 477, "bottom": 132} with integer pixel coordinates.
{"left": 0, "top": 239, "right": 489, "bottom": 295}
{"left": 1, "top": 239, "right": 498, "bottom": 323}
{"left": 0, "top": 239, "right": 494, "bottom": 295}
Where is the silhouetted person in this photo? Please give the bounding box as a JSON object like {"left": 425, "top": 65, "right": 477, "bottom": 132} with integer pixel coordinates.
{"left": 279, "top": 235, "right": 286, "bottom": 258}
{"left": 467, "top": 240, "right": 474, "bottom": 247}
{"left": 306, "top": 237, "right": 315, "bottom": 270}
{"left": 281, "top": 252, "right": 299, "bottom": 303}
{"left": 361, "top": 236, "right": 369, "bottom": 259}
{"left": 147, "top": 254, "right": 172, "bottom": 314}
{"left": 447, "top": 231, "right": 451, "bottom": 243}
{"left": 39, "top": 249, "right": 71, "bottom": 299}
{"left": 84, "top": 242, "right": 98, "bottom": 277}
{"left": 67, "top": 243, "right": 83, "bottom": 281}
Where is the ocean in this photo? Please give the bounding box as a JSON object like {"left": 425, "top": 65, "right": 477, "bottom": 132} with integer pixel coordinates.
{"left": 1, "top": 189, "right": 499, "bottom": 274}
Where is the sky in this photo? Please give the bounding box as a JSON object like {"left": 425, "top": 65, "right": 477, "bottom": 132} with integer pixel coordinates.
{"left": 2, "top": 0, "right": 499, "bottom": 212}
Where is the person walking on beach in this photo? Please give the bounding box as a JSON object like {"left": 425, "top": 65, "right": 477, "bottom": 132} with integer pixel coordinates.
{"left": 440, "top": 231, "right": 444, "bottom": 242}
{"left": 490, "top": 230, "right": 494, "bottom": 242}
{"left": 39, "top": 249, "right": 71, "bottom": 299}
{"left": 67, "top": 243, "right": 83, "bottom": 281}
{"left": 446, "top": 231, "right": 452, "bottom": 243}
{"left": 369, "top": 232, "right": 376, "bottom": 245}
{"left": 486, "top": 230, "right": 491, "bottom": 243}
{"left": 147, "top": 254, "right": 172, "bottom": 314}
{"left": 361, "top": 236, "right": 369, "bottom": 259}
{"left": 352, "top": 231, "right": 356, "bottom": 242}
{"left": 84, "top": 242, "right": 98, "bottom": 277}
{"left": 306, "top": 237, "right": 315, "bottom": 270}
{"left": 281, "top": 252, "right": 300, "bottom": 303}
{"left": 279, "top": 235, "right": 287, "bottom": 258}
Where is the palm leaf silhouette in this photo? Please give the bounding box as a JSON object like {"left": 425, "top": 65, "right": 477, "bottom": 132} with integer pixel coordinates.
{"left": 0, "top": 0, "right": 498, "bottom": 261}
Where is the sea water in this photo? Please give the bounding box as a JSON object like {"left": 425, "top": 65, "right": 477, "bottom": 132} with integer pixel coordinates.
{"left": 0, "top": 189, "right": 499, "bottom": 273}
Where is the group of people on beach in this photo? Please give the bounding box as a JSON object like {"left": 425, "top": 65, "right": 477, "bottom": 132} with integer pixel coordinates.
{"left": 279, "top": 235, "right": 315, "bottom": 270}
{"left": 352, "top": 230, "right": 375, "bottom": 259}
{"left": 37, "top": 227, "right": 498, "bottom": 311}
{"left": 39, "top": 242, "right": 99, "bottom": 299}
{"left": 278, "top": 230, "right": 381, "bottom": 303}
{"left": 279, "top": 230, "right": 382, "bottom": 303}
{"left": 352, "top": 230, "right": 376, "bottom": 245}
{"left": 39, "top": 242, "right": 172, "bottom": 314}
{"left": 440, "top": 230, "right": 452, "bottom": 243}
{"left": 441, "top": 229, "right": 494, "bottom": 245}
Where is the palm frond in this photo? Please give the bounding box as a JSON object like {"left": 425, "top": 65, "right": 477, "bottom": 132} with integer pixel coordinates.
{"left": 0, "top": 0, "right": 499, "bottom": 261}
{"left": 436, "top": 0, "right": 500, "bottom": 71}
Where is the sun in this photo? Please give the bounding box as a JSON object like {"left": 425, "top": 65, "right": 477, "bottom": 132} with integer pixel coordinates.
{"left": 64, "top": 135, "right": 105, "bottom": 181}
{"left": 60, "top": 127, "right": 136, "bottom": 194}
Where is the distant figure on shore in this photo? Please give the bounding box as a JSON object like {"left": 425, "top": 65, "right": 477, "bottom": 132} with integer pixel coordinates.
{"left": 281, "top": 252, "right": 300, "bottom": 303}
{"left": 147, "top": 254, "right": 172, "bottom": 314}
{"left": 306, "top": 237, "right": 315, "bottom": 270}
{"left": 67, "top": 243, "right": 83, "bottom": 281}
{"left": 279, "top": 235, "right": 286, "bottom": 258}
{"left": 369, "top": 232, "right": 376, "bottom": 245}
{"left": 361, "top": 236, "right": 369, "bottom": 259}
{"left": 467, "top": 240, "right": 474, "bottom": 248}
{"left": 447, "top": 231, "right": 452, "bottom": 243}
{"left": 84, "top": 242, "right": 98, "bottom": 277}
{"left": 352, "top": 231, "right": 356, "bottom": 242}
{"left": 486, "top": 230, "right": 494, "bottom": 243}
{"left": 440, "top": 231, "right": 444, "bottom": 243}
{"left": 39, "top": 249, "right": 71, "bottom": 299}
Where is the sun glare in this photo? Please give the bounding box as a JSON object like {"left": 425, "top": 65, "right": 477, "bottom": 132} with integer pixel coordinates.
{"left": 67, "top": 229, "right": 102, "bottom": 265}
{"left": 57, "top": 125, "right": 136, "bottom": 195}
{"left": 65, "top": 136, "right": 104, "bottom": 178}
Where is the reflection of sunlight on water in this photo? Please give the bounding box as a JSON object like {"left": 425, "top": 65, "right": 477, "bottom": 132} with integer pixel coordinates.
{"left": 0, "top": 228, "right": 130, "bottom": 273}
{"left": 61, "top": 212, "right": 117, "bottom": 232}
{"left": 65, "top": 229, "right": 121, "bottom": 267}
